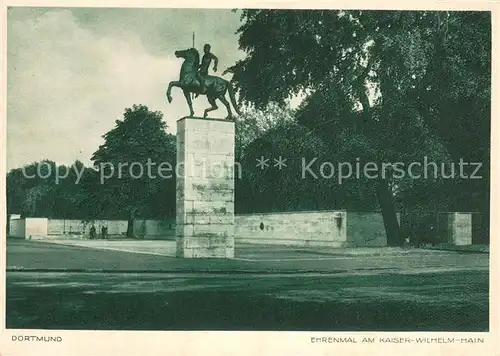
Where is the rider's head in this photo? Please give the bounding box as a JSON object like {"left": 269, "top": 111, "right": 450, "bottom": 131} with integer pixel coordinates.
{"left": 204, "top": 44, "right": 211, "bottom": 53}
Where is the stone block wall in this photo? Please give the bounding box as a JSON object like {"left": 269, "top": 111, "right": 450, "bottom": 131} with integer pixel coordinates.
{"left": 9, "top": 218, "right": 25, "bottom": 238}
{"left": 25, "top": 218, "right": 49, "bottom": 239}
{"left": 9, "top": 218, "right": 49, "bottom": 239}
{"left": 47, "top": 219, "right": 128, "bottom": 237}
{"left": 235, "top": 211, "right": 347, "bottom": 247}
{"left": 133, "top": 219, "right": 176, "bottom": 239}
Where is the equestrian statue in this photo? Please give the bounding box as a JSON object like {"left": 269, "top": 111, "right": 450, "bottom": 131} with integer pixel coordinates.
{"left": 166, "top": 44, "right": 241, "bottom": 120}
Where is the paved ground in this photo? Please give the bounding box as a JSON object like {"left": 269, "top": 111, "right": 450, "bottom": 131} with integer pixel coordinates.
{"left": 6, "top": 271, "right": 488, "bottom": 331}
{"left": 5, "top": 239, "right": 490, "bottom": 331}
{"left": 6, "top": 239, "right": 488, "bottom": 272}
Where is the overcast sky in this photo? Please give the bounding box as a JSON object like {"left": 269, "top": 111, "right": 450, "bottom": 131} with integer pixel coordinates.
{"left": 7, "top": 7, "right": 246, "bottom": 170}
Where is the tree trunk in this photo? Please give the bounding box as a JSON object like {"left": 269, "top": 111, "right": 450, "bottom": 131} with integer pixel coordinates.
{"left": 376, "top": 179, "right": 401, "bottom": 246}
{"left": 357, "top": 80, "right": 402, "bottom": 247}
{"left": 126, "top": 207, "right": 137, "bottom": 238}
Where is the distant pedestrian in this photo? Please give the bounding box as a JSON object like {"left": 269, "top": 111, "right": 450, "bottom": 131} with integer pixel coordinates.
{"left": 89, "top": 225, "right": 96, "bottom": 240}
{"left": 101, "top": 226, "right": 107, "bottom": 240}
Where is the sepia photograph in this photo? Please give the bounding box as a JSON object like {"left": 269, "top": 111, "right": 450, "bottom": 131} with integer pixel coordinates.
{"left": 1, "top": 2, "right": 497, "bottom": 354}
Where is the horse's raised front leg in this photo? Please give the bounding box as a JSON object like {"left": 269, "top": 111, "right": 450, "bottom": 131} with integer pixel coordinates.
{"left": 183, "top": 89, "right": 195, "bottom": 117}
{"left": 166, "top": 81, "right": 180, "bottom": 103}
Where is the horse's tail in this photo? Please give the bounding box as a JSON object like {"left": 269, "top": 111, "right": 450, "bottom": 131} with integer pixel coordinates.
{"left": 227, "top": 80, "right": 242, "bottom": 116}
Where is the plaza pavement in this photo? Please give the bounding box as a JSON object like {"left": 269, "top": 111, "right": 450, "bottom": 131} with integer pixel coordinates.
{"left": 5, "top": 239, "right": 489, "bottom": 330}
{"left": 28, "top": 237, "right": 457, "bottom": 258}
{"left": 6, "top": 238, "right": 489, "bottom": 274}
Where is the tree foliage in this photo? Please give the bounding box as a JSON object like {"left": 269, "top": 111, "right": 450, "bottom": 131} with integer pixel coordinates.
{"left": 7, "top": 160, "right": 96, "bottom": 218}
{"left": 7, "top": 105, "right": 177, "bottom": 232}
{"left": 227, "top": 9, "right": 490, "bottom": 244}
{"left": 91, "top": 104, "right": 177, "bottom": 222}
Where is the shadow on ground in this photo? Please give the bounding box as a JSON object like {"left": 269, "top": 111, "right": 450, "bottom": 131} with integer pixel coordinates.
{"left": 6, "top": 271, "right": 488, "bottom": 331}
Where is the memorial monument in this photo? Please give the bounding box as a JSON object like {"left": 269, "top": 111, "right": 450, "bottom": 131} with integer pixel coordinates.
{"left": 167, "top": 45, "right": 238, "bottom": 258}
{"left": 166, "top": 46, "right": 241, "bottom": 120}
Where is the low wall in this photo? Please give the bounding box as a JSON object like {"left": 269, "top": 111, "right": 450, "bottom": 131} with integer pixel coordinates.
{"left": 234, "top": 211, "right": 393, "bottom": 247}
{"left": 11, "top": 211, "right": 476, "bottom": 246}
{"left": 25, "top": 218, "right": 49, "bottom": 239}
{"left": 133, "top": 219, "right": 176, "bottom": 239}
{"left": 47, "top": 219, "right": 128, "bottom": 237}
{"left": 234, "top": 211, "right": 348, "bottom": 247}
{"left": 47, "top": 219, "right": 175, "bottom": 239}
{"left": 9, "top": 218, "right": 48, "bottom": 239}
{"left": 48, "top": 219, "right": 84, "bottom": 235}
{"left": 9, "top": 218, "right": 25, "bottom": 238}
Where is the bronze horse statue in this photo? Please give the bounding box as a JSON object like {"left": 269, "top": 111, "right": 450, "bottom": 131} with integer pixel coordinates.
{"left": 166, "top": 48, "right": 241, "bottom": 120}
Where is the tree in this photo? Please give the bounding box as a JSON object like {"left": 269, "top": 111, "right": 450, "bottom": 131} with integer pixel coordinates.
{"left": 6, "top": 106, "right": 177, "bottom": 230}
{"left": 7, "top": 160, "right": 99, "bottom": 219}
{"left": 415, "top": 11, "right": 490, "bottom": 219}
{"left": 7, "top": 160, "right": 58, "bottom": 217}
{"left": 235, "top": 102, "right": 295, "bottom": 158}
{"left": 227, "top": 10, "right": 490, "bottom": 245}
{"left": 234, "top": 103, "right": 383, "bottom": 213}
{"left": 91, "top": 104, "right": 177, "bottom": 237}
{"left": 6, "top": 167, "right": 27, "bottom": 216}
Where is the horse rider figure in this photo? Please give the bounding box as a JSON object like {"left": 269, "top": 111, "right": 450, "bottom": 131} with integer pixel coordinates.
{"left": 166, "top": 45, "right": 241, "bottom": 120}
{"left": 195, "top": 43, "right": 218, "bottom": 98}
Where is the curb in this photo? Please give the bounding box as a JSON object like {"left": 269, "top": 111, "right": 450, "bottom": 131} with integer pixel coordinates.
{"left": 422, "top": 248, "right": 489, "bottom": 254}
{"left": 6, "top": 266, "right": 488, "bottom": 275}
{"left": 6, "top": 268, "right": 350, "bottom": 274}
{"left": 292, "top": 249, "right": 456, "bottom": 257}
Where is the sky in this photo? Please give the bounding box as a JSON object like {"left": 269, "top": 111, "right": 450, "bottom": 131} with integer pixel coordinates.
{"left": 7, "top": 7, "right": 246, "bottom": 170}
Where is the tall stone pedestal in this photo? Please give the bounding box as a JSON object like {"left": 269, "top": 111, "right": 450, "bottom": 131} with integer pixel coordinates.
{"left": 176, "top": 117, "right": 235, "bottom": 258}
